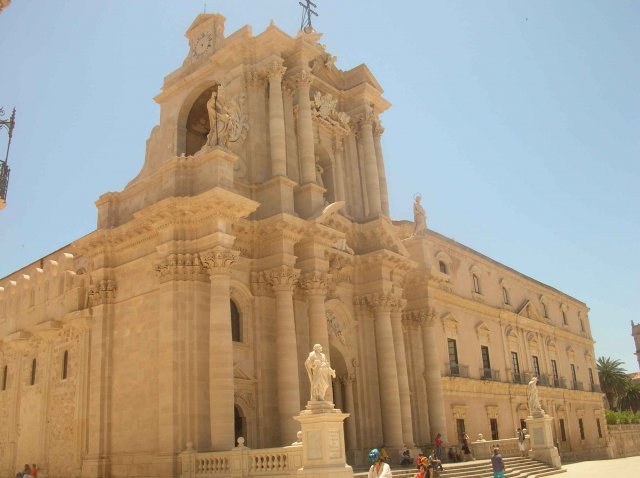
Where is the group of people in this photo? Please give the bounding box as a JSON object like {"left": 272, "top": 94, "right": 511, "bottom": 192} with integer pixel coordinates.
{"left": 16, "top": 464, "right": 38, "bottom": 478}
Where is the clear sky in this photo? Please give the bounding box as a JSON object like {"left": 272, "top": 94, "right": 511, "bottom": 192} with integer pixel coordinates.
{"left": 0, "top": 1, "right": 638, "bottom": 370}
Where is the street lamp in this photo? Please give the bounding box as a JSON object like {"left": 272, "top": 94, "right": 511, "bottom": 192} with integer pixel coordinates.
{"left": 0, "top": 106, "right": 16, "bottom": 210}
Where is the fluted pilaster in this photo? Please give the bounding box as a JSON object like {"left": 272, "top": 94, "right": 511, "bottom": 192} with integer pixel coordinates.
{"left": 420, "top": 307, "right": 447, "bottom": 442}
{"left": 391, "top": 305, "right": 415, "bottom": 447}
{"left": 359, "top": 107, "right": 382, "bottom": 216}
{"left": 266, "top": 61, "right": 288, "bottom": 177}
{"left": 294, "top": 70, "right": 316, "bottom": 184}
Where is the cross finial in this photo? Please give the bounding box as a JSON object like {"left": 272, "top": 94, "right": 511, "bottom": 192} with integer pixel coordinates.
{"left": 299, "top": 0, "right": 318, "bottom": 33}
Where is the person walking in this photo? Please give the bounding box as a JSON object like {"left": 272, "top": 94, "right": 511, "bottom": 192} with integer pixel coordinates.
{"left": 462, "top": 432, "right": 473, "bottom": 461}
{"left": 368, "top": 448, "right": 393, "bottom": 478}
{"left": 491, "top": 447, "right": 506, "bottom": 478}
{"left": 434, "top": 433, "right": 444, "bottom": 462}
{"left": 517, "top": 428, "right": 526, "bottom": 457}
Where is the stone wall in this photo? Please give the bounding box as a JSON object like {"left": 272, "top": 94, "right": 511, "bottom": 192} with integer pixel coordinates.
{"left": 607, "top": 424, "right": 640, "bottom": 458}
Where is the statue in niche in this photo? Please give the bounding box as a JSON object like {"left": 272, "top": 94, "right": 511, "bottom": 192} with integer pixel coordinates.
{"left": 201, "top": 85, "right": 248, "bottom": 151}
{"left": 412, "top": 194, "right": 427, "bottom": 237}
{"left": 527, "top": 376, "right": 544, "bottom": 416}
{"left": 304, "top": 344, "right": 336, "bottom": 401}
{"left": 315, "top": 161, "right": 325, "bottom": 188}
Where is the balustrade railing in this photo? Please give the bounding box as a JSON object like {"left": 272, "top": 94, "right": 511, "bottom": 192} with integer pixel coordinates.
{"left": 445, "top": 362, "right": 469, "bottom": 378}
{"left": 591, "top": 383, "right": 602, "bottom": 393}
{"left": 479, "top": 368, "right": 501, "bottom": 381}
{"left": 573, "top": 381, "right": 584, "bottom": 391}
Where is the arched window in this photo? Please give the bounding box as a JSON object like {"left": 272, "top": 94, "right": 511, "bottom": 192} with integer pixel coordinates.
{"left": 439, "top": 261, "right": 448, "bottom": 274}
{"left": 30, "top": 359, "right": 37, "bottom": 386}
{"left": 502, "top": 287, "right": 510, "bottom": 305}
{"left": 62, "top": 350, "right": 69, "bottom": 380}
{"left": 231, "top": 300, "right": 241, "bottom": 342}
{"left": 472, "top": 274, "right": 481, "bottom": 294}
{"left": 2, "top": 365, "right": 7, "bottom": 391}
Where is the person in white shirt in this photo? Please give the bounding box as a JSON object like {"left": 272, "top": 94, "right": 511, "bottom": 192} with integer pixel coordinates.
{"left": 368, "top": 448, "right": 393, "bottom": 478}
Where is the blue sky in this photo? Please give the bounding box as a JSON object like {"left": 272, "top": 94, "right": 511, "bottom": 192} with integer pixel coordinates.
{"left": 0, "top": 1, "right": 638, "bottom": 370}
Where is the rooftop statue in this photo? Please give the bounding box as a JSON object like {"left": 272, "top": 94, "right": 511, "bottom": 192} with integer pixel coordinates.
{"left": 412, "top": 194, "right": 427, "bottom": 237}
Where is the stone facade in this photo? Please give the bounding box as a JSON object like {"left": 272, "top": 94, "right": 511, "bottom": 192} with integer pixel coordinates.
{"left": 0, "top": 14, "right": 607, "bottom": 478}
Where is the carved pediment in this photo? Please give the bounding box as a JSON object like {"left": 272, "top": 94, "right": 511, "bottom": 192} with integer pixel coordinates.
{"left": 517, "top": 300, "right": 542, "bottom": 322}
{"left": 476, "top": 322, "right": 491, "bottom": 344}
{"left": 442, "top": 313, "right": 459, "bottom": 337}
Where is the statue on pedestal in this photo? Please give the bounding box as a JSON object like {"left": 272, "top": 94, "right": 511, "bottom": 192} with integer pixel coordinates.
{"left": 527, "top": 376, "right": 544, "bottom": 416}
{"left": 304, "top": 344, "right": 336, "bottom": 401}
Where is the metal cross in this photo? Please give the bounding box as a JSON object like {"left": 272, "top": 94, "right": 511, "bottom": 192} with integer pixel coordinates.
{"left": 299, "top": 0, "right": 318, "bottom": 32}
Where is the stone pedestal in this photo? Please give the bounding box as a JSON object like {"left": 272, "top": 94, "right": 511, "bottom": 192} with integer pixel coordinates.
{"left": 526, "top": 414, "right": 561, "bottom": 468}
{"left": 294, "top": 401, "right": 354, "bottom": 478}
{"left": 255, "top": 176, "right": 296, "bottom": 218}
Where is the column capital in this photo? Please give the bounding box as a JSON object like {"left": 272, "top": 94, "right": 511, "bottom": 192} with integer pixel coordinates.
{"left": 265, "top": 265, "right": 300, "bottom": 292}
{"left": 359, "top": 291, "right": 406, "bottom": 314}
{"left": 245, "top": 70, "right": 265, "bottom": 89}
{"left": 155, "top": 253, "right": 208, "bottom": 283}
{"left": 357, "top": 103, "right": 377, "bottom": 128}
{"left": 405, "top": 307, "right": 437, "bottom": 327}
{"left": 372, "top": 117, "right": 385, "bottom": 137}
{"left": 299, "top": 270, "right": 329, "bottom": 296}
{"left": 200, "top": 246, "right": 239, "bottom": 276}
{"left": 87, "top": 279, "right": 117, "bottom": 307}
{"left": 293, "top": 69, "right": 312, "bottom": 89}
{"left": 264, "top": 61, "right": 287, "bottom": 82}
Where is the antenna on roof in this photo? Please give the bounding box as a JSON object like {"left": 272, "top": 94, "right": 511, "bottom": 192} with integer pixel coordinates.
{"left": 299, "top": 0, "right": 318, "bottom": 33}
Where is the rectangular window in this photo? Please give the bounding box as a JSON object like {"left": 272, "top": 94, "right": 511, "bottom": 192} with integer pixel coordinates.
{"left": 62, "top": 350, "right": 69, "bottom": 380}
{"left": 571, "top": 364, "right": 578, "bottom": 388}
{"left": 456, "top": 419, "right": 466, "bottom": 445}
{"left": 542, "top": 302, "right": 548, "bottom": 318}
{"left": 1, "top": 365, "right": 7, "bottom": 391}
{"left": 502, "top": 287, "right": 510, "bottom": 305}
{"left": 588, "top": 368, "right": 594, "bottom": 386}
{"left": 490, "top": 418, "right": 499, "bottom": 440}
{"left": 512, "top": 352, "right": 521, "bottom": 382}
{"left": 562, "top": 310, "right": 568, "bottom": 325}
{"left": 532, "top": 356, "right": 541, "bottom": 377}
{"left": 559, "top": 419, "right": 567, "bottom": 441}
{"left": 30, "top": 359, "right": 36, "bottom": 386}
{"left": 481, "top": 346, "right": 491, "bottom": 375}
{"left": 596, "top": 418, "right": 603, "bottom": 438}
{"left": 551, "top": 360, "right": 559, "bottom": 386}
{"left": 473, "top": 274, "right": 481, "bottom": 294}
{"left": 448, "top": 339, "right": 459, "bottom": 375}
{"left": 578, "top": 418, "right": 585, "bottom": 440}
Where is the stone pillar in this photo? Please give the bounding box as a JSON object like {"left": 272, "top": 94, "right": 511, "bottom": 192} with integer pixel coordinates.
{"left": 301, "top": 271, "right": 330, "bottom": 351}
{"left": 370, "top": 293, "right": 403, "bottom": 447}
{"left": 372, "top": 121, "right": 389, "bottom": 216}
{"left": 333, "top": 137, "right": 347, "bottom": 202}
{"left": 526, "top": 414, "right": 561, "bottom": 467}
{"left": 201, "top": 246, "right": 238, "bottom": 451}
{"left": 342, "top": 375, "right": 358, "bottom": 451}
{"left": 296, "top": 70, "right": 315, "bottom": 184}
{"left": 404, "top": 313, "right": 430, "bottom": 444}
{"left": 358, "top": 111, "right": 382, "bottom": 217}
{"left": 294, "top": 70, "right": 324, "bottom": 217}
{"left": 390, "top": 306, "right": 415, "bottom": 447}
{"left": 266, "top": 61, "right": 288, "bottom": 177}
{"left": 421, "top": 309, "right": 447, "bottom": 442}
{"left": 266, "top": 265, "right": 302, "bottom": 444}
{"left": 333, "top": 378, "right": 343, "bottom": 411}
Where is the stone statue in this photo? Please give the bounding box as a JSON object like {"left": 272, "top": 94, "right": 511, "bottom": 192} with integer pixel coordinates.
{"left": 290, "top": 430, "right": 303, "bottom": 446}
{"left": 527, "top": 376, "right": 544, "bottom": 416}
{"left": 202, "top": 86, "right": 248, "bottom": 150}
{"left": 304, "top": 344, "right": 336, "bottom": 401}
{"left": 412, "top": 194, "right": 427, "bottom": 237}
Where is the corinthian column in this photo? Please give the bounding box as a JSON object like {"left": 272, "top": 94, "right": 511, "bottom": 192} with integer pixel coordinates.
{"left": 372, "top": 120, "right": 390, "bottom": 216}
{"left": 421, "top": 309, "right": 447, "bottom": 442}
{"left": 359, "top": 107, "right": 382, "bottom": 216}
{"left": 391, "top": 304, "right": 415, "bottom": 447}
{"left": 342, "top": 375, "right": 358, "bottom": 450}
{"left": 295, "top": 70, "right": 315, "bottom": 184}
{"left": 370, "top": 293, "right": 403, "bottom": 447}
{"left": 300, "top": 271, "right": 330, "bottom": 350}
{"left": 266, "top": 265, "right": 302, "bottom": 444}
{"left": 266, "top": 61, "right": 288, "bottom": 177}
{"left": 201, "top": 246, "right": 238, "bottom": 451}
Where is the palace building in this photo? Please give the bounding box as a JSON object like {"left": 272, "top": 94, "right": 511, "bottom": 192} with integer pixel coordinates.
{"left": 0, "top": 13, "right": 607, "bottom": 478}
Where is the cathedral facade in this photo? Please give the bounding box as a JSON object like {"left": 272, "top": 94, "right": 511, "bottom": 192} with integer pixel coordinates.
{"left": 0, "top": 14, "right": 607, "bottom": 478}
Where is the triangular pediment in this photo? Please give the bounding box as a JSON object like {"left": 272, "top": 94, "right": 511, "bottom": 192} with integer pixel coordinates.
{"left": 517, "top": 300, "right": 542, "bottom": 322}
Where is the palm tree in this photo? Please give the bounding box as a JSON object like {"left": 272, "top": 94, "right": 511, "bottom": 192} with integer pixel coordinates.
{"left": 596, "top": 356, "right": 628, "bottom": 410}
{"left": 618, "top": 379, "right": 640, "bottom": 413}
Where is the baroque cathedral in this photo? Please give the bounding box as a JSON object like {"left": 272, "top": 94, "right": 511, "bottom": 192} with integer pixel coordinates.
{"left": 0, "top": 13, "right": 607, "bottom": 478}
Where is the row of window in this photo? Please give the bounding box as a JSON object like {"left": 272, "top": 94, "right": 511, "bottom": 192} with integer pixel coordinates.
{"left": 439, "top": 261, "right": 586, "bottom": 332}
{"left": 448, "top": 339, "right": 596, "bottom": 390}
{"left": 1, "top": 351, "right": 69, "bottom": 391}
{"left": 455, "top": 415, "right": 602, "bottom": 445}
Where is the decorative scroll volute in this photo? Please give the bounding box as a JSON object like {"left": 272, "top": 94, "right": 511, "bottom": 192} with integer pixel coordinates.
{"left": 265, "top": 265, "right": 300, "bottom": 292}
{"left": 200, "top": 246, "right": 239, "bottom": 276}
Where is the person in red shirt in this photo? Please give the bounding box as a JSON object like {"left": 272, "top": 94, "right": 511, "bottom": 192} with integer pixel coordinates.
{"left": 31, "top": 465, "right": 38, "bottom": 478}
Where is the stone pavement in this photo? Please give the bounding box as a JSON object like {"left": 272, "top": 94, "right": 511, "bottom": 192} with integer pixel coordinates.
{"left": 562, "top": 456, "right": 640, "bottom": 478}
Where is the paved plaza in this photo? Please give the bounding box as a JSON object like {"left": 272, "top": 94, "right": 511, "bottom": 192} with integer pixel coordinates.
{"left": 561, "top": 456, "right": 640, "bottom": 478}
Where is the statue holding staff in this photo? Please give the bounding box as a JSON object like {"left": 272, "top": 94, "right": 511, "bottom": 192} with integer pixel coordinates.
{"left": 304, "top": 344, "right": 336, "bottom": 401}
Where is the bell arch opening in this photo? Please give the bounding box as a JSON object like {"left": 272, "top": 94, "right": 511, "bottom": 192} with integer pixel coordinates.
{"left": 183, "top": 85, "right": 217, "bottom": 156}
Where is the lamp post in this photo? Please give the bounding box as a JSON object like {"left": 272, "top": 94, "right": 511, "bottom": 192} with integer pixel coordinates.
{"left": 0, "top": 106, "right": 16, "bottom": 210}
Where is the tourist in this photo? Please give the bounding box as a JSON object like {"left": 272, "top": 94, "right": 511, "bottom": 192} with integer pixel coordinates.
{"left": 491, "top": 447, "right": 505, "bottom": 478}
{"left": 21, "top": 465, "right": 32, "bottom": 478}
{"left": 434, "top": 433, "right": 444, "bottom": 462}
{"left": 30, "top": 465, "right": 38, "bottom": 478}
{"left": 517, "top": 428, "right": 526, "bottom": 457}
{"left": 379, "top": 445, "right": 390, "bottom": 463}
{"left": 428, "top": 449, "right": 443, "bottom": 471}
{"left": 462, "top": 433, "right": 473, "bottom": 461}
{"left": 414, "top": 456, "right": 430, "bottom": 478}
{"left": 399, "top": 445, "right": 412, "bottom": 465}
{"left": 415, "top": 452, "right": 425, "bottom": 469}
{"left": 368, "top": 448, "right": 392, "bottom": 478}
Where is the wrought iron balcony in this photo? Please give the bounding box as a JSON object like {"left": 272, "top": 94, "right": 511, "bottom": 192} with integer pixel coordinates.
{"left": 508, "top": 370, "right": 530, "bottom": 384}
{"left": 537, "top": 374, "right": 550, "bottom": 386}
{"left": 479, "top": 368, "right": 501, "bottom": 381}
{"left": 573, "top": 380, "right": 584, "bottom": 391}
{"left": 591, "top": 383, "right": 602, "bottom": 393}
{"left": 550, "top": 376, "right": 567, "bottom": 389}
{"left": 445, "top": 362, "right": 469, "bottom": 378}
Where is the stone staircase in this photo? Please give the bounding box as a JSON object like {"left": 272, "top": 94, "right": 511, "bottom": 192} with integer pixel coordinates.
{"left": 354, "top": 457, "right": 565, "bottom": 478}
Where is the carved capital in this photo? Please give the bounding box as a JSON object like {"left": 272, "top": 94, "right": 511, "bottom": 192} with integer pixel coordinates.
{"left": 200, "top": 247, "right": 239, "bottom": 276}
{"left": 87, "top": 279, "right": 116, "bottom": 307}
{"left": 245, "top": 70, "right": 265, "bottom": 89}
{"left": 265, "top": 61, "right": 287, "bottom": 82}
{"left": 155, "top": 253, "right": 208, "bottom": 283}
{"left": 404, "top": 307, "right": 436, "bottom": 327}
{"left": 373, "top": 117, "right": 385, "bottom": 137}
{"left": 365, "top": 292, "right": 405, "bottom": 314}
{"left": 265, "top": 265, "right": 300, "bottom": 292}
{"left": 300, "top": 271, "right": 329, "bottom": 296}
{"left": 293, "top": 70, "right": 312, "bottom": 90}
{"left": 357, "top": 104, "right": 376, "bottom": 128}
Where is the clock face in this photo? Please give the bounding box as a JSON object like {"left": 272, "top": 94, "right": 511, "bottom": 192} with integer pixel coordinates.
{"left": 194, "top": 32, "right": 212, "bottom": 56}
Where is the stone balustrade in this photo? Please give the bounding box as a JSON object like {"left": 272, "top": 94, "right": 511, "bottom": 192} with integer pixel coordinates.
{"left": 469, "top": 437, "right": 530, "bottom": 460}
{"left": 180, "top": 445, "right": 303, "bottom": 478}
